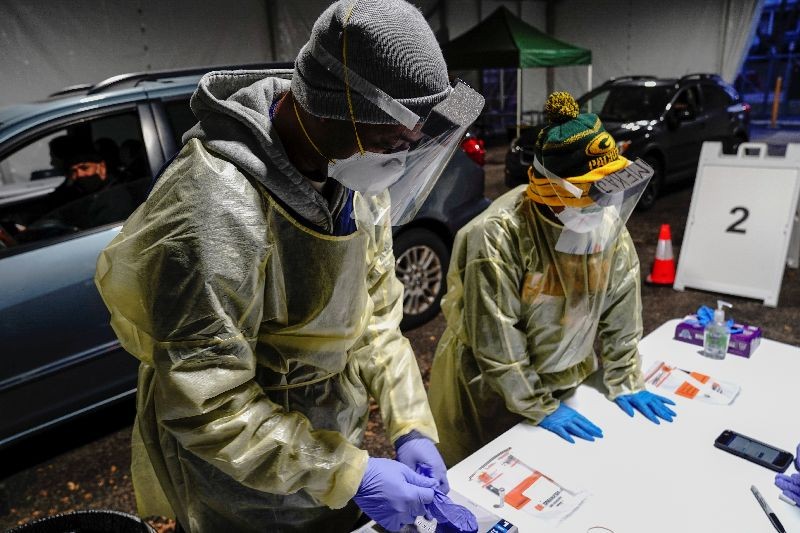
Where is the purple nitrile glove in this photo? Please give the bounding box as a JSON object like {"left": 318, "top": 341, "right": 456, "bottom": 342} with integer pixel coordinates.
{"left": 775, "top": 473, "right": 800, "bottom": 505}
{"left": 395, "top": 432, "right": 450, "bottom": 494}
{"left": 615, "top": 390, "right": 677, "bottom": 425}
{"left": 427, "top": 489, "right": 479, "bottom": 533}
{"left": 539, "top": 404, "right": 603, "bottom": 444}
{"left": 774, "top": 443, "right": 800, "bottom": 506}
{"left": 354, "top": 457, "right": 437, "bottom": 532}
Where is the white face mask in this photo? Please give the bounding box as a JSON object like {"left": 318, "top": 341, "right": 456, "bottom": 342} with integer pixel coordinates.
{"left": 555, "top": 206, "right": 606, "bottom": 233}
{"left": 327, "top": 150, "right": 409, "bottom": 196}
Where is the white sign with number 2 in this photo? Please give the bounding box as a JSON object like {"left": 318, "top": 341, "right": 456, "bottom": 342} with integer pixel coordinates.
{"left": 674, "top": 142, "right": 800, "bottom": 306}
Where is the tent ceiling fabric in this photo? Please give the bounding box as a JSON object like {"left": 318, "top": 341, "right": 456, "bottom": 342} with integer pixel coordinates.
{"left": 442, "top": 5, "right": 591, "bottom": 70}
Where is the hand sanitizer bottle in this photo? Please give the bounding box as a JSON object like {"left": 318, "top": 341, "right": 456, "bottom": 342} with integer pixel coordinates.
{"left": 703, "top": 300, "right": 732, "bottom": 359}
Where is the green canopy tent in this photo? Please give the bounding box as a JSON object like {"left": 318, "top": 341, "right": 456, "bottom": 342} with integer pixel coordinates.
{"left": 442, "top": 5, "right": 592, "bottom": 136}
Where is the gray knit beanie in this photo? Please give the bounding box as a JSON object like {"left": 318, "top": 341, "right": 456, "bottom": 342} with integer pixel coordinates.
{"left": 291, "top": 0, "right": 451, "bottom": 125}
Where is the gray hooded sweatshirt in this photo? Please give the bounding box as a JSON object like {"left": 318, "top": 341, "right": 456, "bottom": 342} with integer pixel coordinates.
{"left": 183, "top": 69, "right": 347, "bottom": 233}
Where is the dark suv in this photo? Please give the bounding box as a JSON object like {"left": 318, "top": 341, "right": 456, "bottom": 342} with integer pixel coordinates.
{"left": 505, "top": 74, "right": 751, "bottom": 209}
{"left": 0, "top": 66, "right": 489, "bottom": 449}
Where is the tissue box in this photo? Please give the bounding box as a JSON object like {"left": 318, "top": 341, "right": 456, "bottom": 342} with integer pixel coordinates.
{"left": 674, "top": 315, "right": 762, "bottom": 358}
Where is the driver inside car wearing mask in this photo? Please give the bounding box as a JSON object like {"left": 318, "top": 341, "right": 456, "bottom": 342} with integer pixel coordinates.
{"left": 429, "top": 92, "right": 677, "bottom": 468}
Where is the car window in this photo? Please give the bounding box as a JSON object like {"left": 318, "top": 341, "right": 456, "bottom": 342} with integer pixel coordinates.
{"left": 0, "top": 130, "right": 67, "bottom": 185}
{"left": 164, "top": 98, "right": 197, "bottom": 150}
{"left": 701, "top": 84, "right": 733, "bottom": 110}
{"left": 579, "top": 85, "right": 675, "bottom": 121}
{"left": 0, "top": 110, "right": 151, "bottom": 251}
{"left": 580, "top": 89, "right": 610, "bottom": 116}
{"left": 672, "top": 85, "right": 701, "bottom": 114}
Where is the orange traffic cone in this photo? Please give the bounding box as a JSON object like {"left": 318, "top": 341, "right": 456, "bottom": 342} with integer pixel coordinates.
{"left": 646, "top": 224, "right": 676, "bottom": 285}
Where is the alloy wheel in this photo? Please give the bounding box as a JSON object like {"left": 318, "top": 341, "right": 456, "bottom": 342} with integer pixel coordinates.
{"left": 396, "top": 244, "right": 443, "bottom": 316}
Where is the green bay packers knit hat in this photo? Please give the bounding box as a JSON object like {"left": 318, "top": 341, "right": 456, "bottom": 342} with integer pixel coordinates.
{"left": 535, "top": 91, "right": 623, "bottom": 179}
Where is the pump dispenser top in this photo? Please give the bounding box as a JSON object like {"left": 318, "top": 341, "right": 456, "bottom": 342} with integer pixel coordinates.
{"left": 714, "top": 300, "right": 732, "bottom": 325}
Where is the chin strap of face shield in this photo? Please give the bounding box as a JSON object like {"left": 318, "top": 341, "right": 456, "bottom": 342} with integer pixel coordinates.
{"left": 342, "top": 0, "right": 366, "bottom": 156}
{"left": 289, "top": 0, "right": 377, "bottom": 165}
{"left": 293, "top": 99, "right": 335, "bottom": 165}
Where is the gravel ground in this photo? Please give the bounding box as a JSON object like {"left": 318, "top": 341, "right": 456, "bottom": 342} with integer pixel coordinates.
{"left": 2, "top": 130, "right": 798, "bottom": 530}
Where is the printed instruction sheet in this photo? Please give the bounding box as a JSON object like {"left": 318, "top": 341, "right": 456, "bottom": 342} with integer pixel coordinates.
{"left": 644, "top": 360, "right": 740, "bottom": 405}
{"left": 467, "top": 447, "right": 587, "bottom": 525}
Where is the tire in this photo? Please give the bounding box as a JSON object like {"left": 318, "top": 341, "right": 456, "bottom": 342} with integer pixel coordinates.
{"left": 636, "top": 155, "right": 663, "bottom": 211}
{"left": 393, "top": 227, "right": 450, "bottom": 330}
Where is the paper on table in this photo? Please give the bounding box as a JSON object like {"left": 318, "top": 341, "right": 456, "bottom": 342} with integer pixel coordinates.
{"left": 467, "top": 447, "right": 587, "bottom": 525}
{"left": 643, "top": 360, "right": 740, "bottom": 405}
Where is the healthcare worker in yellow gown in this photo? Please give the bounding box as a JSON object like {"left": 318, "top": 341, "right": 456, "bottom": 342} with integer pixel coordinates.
{"left": 94, "top": 1, "right": 483, "bottom": 531}
{"left": 429, "top": 92, "right": 677, "bottom": 467}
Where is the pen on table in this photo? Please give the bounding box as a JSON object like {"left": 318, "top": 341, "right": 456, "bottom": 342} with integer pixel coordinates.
{"left": 751, "top": 485, "right": 786, "bottom": 533}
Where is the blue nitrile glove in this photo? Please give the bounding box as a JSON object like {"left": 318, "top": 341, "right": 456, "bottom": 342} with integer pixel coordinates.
{"left": 695, "top": 306, "right": 744, "bottom": 334}
{"left": 775, "top": 473, "right": 800, "bottom": 505}
{"left": 354, "top": 457, "right": 438, "bottom": 532}
{"left": 427, "top": 489, "right": 479, "bottom": 533}
{"left": 395, "top": 432, "right": 450, "bottom": 494}
{"left": 615, "top": 390, "right": 677, "bottom": 424}
{"left": 538, "top": 404, "right": 604, "bottom": 444}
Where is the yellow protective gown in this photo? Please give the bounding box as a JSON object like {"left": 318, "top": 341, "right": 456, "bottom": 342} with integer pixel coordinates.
{"left": 429, "top": 186, "right": 645, "bottom": 466}
{"left": 95, "top": 138, "right": 438, "bottom": 532}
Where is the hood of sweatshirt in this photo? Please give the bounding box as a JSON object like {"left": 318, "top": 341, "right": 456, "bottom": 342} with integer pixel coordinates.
{"left": 183, "top": 69, "right": 345, "bottom": 232}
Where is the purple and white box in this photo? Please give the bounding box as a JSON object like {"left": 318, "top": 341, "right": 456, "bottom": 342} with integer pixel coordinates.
{"left": 673, "top": 315, "right": 762, "bottom": 358}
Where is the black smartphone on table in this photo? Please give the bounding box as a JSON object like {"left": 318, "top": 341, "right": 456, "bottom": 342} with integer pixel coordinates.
{"left": 714, "top": 429, "right": 794, "bottom": 473}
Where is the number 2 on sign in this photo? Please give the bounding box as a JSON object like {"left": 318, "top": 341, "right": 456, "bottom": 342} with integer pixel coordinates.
{"left": 726, "top": 206, "right": 749, "bottom": 234}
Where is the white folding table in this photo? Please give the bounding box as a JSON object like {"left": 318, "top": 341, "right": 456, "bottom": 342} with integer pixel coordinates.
{"left": 447, "top": 319, "right": 800, "bottom": 533}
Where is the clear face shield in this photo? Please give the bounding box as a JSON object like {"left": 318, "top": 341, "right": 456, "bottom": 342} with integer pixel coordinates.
{"left": 307, "top": 39, "right": 485, "bottom": 226}
{"left": 532, "top": 157, "right": 653, "bottom": 254}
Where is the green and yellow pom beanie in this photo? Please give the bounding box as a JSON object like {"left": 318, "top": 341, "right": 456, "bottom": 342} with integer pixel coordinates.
{"left": 527, "top": 91, "right": 628, "bottom": 208}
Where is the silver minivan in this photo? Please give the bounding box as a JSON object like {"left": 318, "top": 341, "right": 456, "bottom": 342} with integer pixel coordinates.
{"left": 0, "top": 66, "right": 489, "bottom": 449}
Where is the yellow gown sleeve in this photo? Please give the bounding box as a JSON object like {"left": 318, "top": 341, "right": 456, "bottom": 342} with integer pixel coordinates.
{"left": 597, "top": 229, "right": 646, "bottom": 399}
{"left": 95, "top": 148, "right": 366, "bottom": 510}
{"left": 352, "top": 209, "right": 439, "bottom": 444}
{"left": 459, "top": 225, "right": 560, "bottom": 425}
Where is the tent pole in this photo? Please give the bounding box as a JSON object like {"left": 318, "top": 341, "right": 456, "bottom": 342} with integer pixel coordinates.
{"left": 588, "top": 64, "right": 592, "bottom": 93}
{"left": 517, "top": 67, "right": 522, "bottom": 138}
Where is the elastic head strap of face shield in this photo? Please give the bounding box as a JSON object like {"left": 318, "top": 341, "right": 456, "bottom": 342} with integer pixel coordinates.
{"left": 292, "top": 99, "right": 335, "bottom": 164}
{"left": 311, "top": 5, "right": 484, "bottom": 144}
{"left": 311, "top": 38, "right": 422, "bottom": 132}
